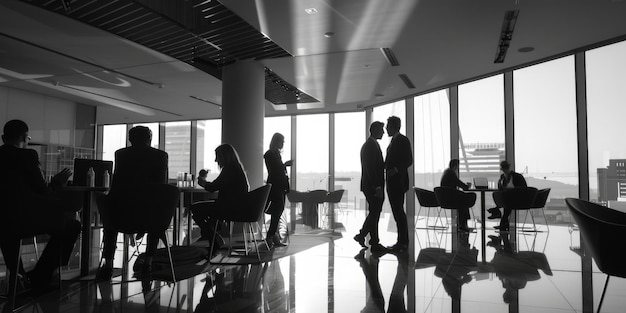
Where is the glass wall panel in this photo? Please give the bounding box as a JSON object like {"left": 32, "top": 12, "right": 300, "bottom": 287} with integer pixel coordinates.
{"left": 587, "top": 40, "right": 626, "bottom": 208}
{"left": 196, "top": 120, "right": 222, "bottom": 181}
{"left": 102, "top": 124, "right": 126, "bottom": 162}
{"left": 458, "top": 74, "right": 505, "bottom": 186}
{"left": 413, "top": 90, "right": 451, "bottom": 190}
{"left": 165, "top": 121, "right": 191, "bottom": 179}
{"left": 296, "top": 114, "right": 329, "bottom": 191}
{"left": 514, "top": 56, "right": 578, "bottom": 225}
{"left": 334, "top": 111, "right": 366, "bottom": 214}
{"left": 133, "top": 123, "right": 159, "bottom": 148}
{"left": 263, "top": 116, "right": 292, "bottom": 182}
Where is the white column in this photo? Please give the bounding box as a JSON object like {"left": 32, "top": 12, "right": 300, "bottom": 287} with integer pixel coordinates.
{"left": 221, "top": 61, "right": 265, "bottom": 189}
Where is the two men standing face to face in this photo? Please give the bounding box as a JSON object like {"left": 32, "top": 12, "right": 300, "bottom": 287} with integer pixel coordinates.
{"left": 356, "top": 116, "right": 413, "bottom": 253}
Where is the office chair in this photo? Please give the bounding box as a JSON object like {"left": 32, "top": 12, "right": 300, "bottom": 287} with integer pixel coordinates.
{"left": 520, "top": 188, "right": 551, "bottom": 232}
{"left": 434, "top": 187, "right": 477, "bottom": 231}
{"left": 198, "top": 184, "right": 272, "bottom": 263}
{"left": 96, "top": 183, "right": 179, "bottom": 282}
{"left": 492, "top": 187, "right": 538, "bottom": 232}
{"left": 565, "top": 198, "right": 626, "bottom": 313}
{"left": 414, "top": 187, "right": 448, "bottom": 230}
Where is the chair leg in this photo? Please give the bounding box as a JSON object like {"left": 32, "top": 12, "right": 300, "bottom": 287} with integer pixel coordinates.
{"left": 249, "top": 223, "right": 262, "bottom": 263}
{"left": 209, "top": 219, "right": 221, "bottom": 260}
{"left": 160, "top": 232, "right": 176, "bottom": 282}
{"left": 7, "top": 239, "right": 23, "bottom": 309}
{"left": 257, "top": 221, "right": 271, "bottom": 251}
{"left": 541, "top": 208, "right": 550, "bottom": 232}
{"left": 598, "top": 275, "right": 610, "bottom": 313}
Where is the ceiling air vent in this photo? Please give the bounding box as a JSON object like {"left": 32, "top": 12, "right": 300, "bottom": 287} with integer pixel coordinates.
{"left": 381, "top": 48, "right": 400, "bottom": 66}
{"left": 399, "top": 74, "right": 415, "bottom": 89}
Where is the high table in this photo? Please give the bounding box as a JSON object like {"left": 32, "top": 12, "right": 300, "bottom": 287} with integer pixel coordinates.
{"left": 468, "top": 188, "right": 498, "bottom": 262}
{"left": 62, "top": 186, "right": 109, "bottom": 277}
{"left": 176, "top": 187, "right": 218, "bottom": 245}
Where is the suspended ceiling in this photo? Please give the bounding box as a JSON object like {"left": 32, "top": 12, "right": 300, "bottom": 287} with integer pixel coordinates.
{"left": 1, "top": 0, "right": 626, "bottom": 125}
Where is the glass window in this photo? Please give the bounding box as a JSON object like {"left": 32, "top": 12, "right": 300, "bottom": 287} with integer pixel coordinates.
{"left": 165, "top": 121, "right": 191, "bottom": 179}
{"left": 414, "top": 90, "right": 451, "bottom": 190}
{"left": 587, "top": 40, "right": 626, "bottom": 207}
{"left": 458, "top": 74, "right": 505, "bottom": 185}
{"left": 334, "top": 111, "right": 366, "bottom": 212}
{"left": 296, "top": 114, "right": 329, "bottom": 191}
{"left": 195, "top": 120, "right": 221, "bottom": 181}
{"left": 102, "top": 124, "right": 126, "bottom": 162}
{"left": 514, "top": 56, "right": 579, "bottom": 208}
{"left": 132, "top": 123, "right": 159, "bottom": 148}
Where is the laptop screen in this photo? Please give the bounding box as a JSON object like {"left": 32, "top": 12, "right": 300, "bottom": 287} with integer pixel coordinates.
{"left": 72, "top": 158, "right": 113, "bottom": 187}
{"left": 473, "top": 177, "right": 489, "bottom": 189}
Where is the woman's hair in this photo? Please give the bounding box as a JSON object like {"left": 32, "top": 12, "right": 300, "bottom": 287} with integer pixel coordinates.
{"left": 215, "top": 143, "right": 244, "bottom": 170}
{"left": 269, "top": 132, "right": 285, "bottom": 151}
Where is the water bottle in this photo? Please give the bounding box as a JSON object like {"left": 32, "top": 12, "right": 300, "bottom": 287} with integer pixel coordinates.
{"left": 87, "top": 167, "right": 95, "bottom": 187}
{"left": 103, "top": 170, "right": 110, "bottom": 188}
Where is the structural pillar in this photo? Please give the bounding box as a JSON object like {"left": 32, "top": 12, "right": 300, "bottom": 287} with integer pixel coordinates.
{"left": 221, "top": 60, "right": 265, "bottom": 189}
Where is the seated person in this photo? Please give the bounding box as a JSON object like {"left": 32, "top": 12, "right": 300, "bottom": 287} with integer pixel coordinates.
{"left": 191, "top": 144, "right": 249, "bottom": 247}
{"left": 488, "top": 160, "right": 527, "bottom": 231}
{"left": 440, "top": 159, "right": 472, "bottom": 232}
{"left": 97, "top": 126, "right": 169, "bottom": 280}
{"left": 0, "top": 119, "right": 81, "bottom": 288}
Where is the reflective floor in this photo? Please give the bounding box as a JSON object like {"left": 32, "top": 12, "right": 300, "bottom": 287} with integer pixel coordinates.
{"left": 2, "top": 208, "right": 625, "bottom": 313}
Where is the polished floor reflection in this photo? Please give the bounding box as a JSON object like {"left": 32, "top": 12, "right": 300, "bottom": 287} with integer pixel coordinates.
{"left": 2, "top": 208, "right": 625, "bottom": 313}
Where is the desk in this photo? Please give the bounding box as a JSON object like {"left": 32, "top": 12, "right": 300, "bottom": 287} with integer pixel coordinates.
{"left": 176, "top": 187, "right": 217, "bottom": 245}
{"left": 62, "top": 186, "right": 109, "bottom": 277}
{"left": 468, "top": 188, "right": 497, "bottom": 262}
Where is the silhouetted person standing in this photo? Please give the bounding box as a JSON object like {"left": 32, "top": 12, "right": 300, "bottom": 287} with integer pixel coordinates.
{"left": 0, "top": 119, "right": 81, "bottom": 288}
{"left": 354, "top": 121, "right": 387, "bottom": 253}
{"left": 264, "top": 133, "right": 292, "bottom": 248}
{"left": 384, "top": 116, "right": 413, "bottom": 252}
{"left": 97, "top": 126, "right": 169, "bottom": 280}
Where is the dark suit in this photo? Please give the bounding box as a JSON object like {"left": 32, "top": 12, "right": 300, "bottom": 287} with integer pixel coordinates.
{"left": 264, "top": 149, "right": 290, "bottom": 237}
{"left": 0, "top": 144, "right": 81, "bottom": 282}
{"left": 385, "top": 133, "right": 413, "bottom": 246}
{"left": 358, "top": 137, "right": 385, "bottom": 245}
{"left": 440, "top": 168, "right": 471, "bottom": 223}
{"left": 102, "top": 145, "right": 169, "bottom": 261}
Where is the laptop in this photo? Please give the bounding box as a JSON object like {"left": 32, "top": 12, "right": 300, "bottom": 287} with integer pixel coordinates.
{"left": 473, "top": 177, "right": 489, "bottom": 189}
{"left": 72, "top": 158, "right": 113, "bottom": 187}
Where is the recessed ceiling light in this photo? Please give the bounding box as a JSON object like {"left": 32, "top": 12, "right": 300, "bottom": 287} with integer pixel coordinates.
{"left": 324, "top": 32, "right": 334, "bottom": 38}
{"left": 305, "top": 8, "right": 318, "bottom": 14}
{"left": 518, "top": 46, "right": 535, "bottom": 53}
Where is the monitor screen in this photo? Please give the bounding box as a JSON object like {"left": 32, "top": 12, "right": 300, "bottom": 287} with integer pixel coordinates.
{"left": 72, "top": 158, "right": 113, "bottom": 187}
